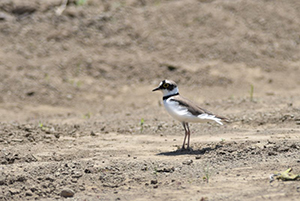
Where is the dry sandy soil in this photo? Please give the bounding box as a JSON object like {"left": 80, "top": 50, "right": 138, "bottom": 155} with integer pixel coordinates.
{"left": 1, "top": 0, "right": 300, "bottom": 200}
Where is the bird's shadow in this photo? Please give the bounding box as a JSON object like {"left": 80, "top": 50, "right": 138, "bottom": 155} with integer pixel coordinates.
{"left": 157, "top": 144, "right": 223, "bottom": 156}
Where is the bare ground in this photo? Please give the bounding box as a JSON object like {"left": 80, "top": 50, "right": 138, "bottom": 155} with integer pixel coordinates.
{"left": 0, "top": 0, "right": 300, "bottom": 200}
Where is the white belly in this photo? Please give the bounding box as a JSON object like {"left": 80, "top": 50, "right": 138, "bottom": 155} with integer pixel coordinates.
{"left": 163, "top": 99, "right": 222, "bottom": 124}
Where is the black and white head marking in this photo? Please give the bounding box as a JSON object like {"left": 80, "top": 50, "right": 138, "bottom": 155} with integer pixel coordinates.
{"left": 152, "top": 80, "right": 177, "bottom": 91}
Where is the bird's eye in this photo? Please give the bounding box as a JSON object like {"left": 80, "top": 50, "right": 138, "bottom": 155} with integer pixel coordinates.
{"left": 163, "top": 83, "right": 169, "bottom": 88}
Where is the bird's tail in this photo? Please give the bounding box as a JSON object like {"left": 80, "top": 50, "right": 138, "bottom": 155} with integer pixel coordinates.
{"left": 214, "top": 115, "right": 230, "bottom": 125}
{"left": 198, "top": 113, "right": 229, "bottom": 125}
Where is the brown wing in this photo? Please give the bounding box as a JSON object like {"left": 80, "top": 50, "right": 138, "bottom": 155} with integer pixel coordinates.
{"left": 171, "top": 95, "right": 229, "bottom": 122}
{"left": 170, "top": 96, "right": 214, "bottom": 116}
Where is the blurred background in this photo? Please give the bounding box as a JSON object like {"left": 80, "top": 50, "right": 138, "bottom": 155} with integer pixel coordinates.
{"left": 0, "top": 0, "right": 299, "bottom": 126}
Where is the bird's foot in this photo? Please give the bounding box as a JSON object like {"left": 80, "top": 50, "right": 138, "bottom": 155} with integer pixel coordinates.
{"left": 180, "top": 147, "right": 193, "bottom": 152}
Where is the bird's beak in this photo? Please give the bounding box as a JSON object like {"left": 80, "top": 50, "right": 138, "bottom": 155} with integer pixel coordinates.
{"left": 152, "top": 87, "right": 160, "bottom": 92}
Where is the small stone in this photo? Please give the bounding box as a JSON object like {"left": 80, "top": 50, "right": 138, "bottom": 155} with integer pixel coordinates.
{"left": 54, "top": 172, "right": 60, "bottom": 177}
{"left": 72, "top": 171, "right": 83, "bottom": 178}
{"left": 84, "top": 168, "right": 92, "bottom": 174}
{"left": 25, "top": 191, "right": 33, "bottom": 196}
{"left": 11, "top": 139, "right": 23, "bottom": 143}
{"left": 268, "top": 151, "right": 277, "bottom": 156}
{"left": 79, "top": 185, "right": 85, "bottom": 191}
{"left": 60, "top": 189, "right": 75, "bottom": 198}
{"left": 0, "top": 177, "right": 5, "bottom": 185}
{"left": 182, "top": 160, "right": 193, "bottom": 165}
{"left": 151, "top": 180, "right": 158, "bottom": 185}
{"left": 44, "top": 134, "right": 54, "bottom": 139}
{"left": 64, "top": 6, "right": 78, "bottom": 18}
{"left": 9, "top": 188, "right": 21, "bottom": 195}
{"left": 24, "top": 124, "right": 32, "bottom": 131}
{"left": 71, "top": 178, "right": 77, "bottom": 183}
{"left": 26, "top": 91, "right": 35, "bottom": 96}
{"left": 54, "top": 133, "right": 60, "bottom": 138}
{"left": 156, "top": 167, "right": 175, "bottom": 173}
{"left": 0, "top": 12, "right": 8, "bottom": 21}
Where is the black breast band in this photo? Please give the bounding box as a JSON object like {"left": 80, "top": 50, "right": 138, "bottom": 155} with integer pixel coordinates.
{"left": 163, "top": 93, "right": 179, "bottom": 100}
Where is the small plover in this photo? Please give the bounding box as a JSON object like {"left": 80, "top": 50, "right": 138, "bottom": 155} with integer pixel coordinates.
{"left": 153, "top": 79, "right": 227, "bottom": 150}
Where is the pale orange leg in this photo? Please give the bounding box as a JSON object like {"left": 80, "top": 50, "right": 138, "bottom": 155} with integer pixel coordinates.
{"left": 182, "top": 122, "right": 188, "bottom": 149}
{"left": 186, "top": 123, "right": 191, "bottom": 149}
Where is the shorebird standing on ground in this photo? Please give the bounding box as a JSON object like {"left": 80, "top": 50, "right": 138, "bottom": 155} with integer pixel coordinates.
{"left": 152, "top": 80, "right": 228, "bottom": 150}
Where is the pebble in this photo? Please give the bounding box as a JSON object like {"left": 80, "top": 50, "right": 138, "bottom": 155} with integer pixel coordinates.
{"left": 151, "top": 179, "right": 158, "bottom": 184}
{"left": 182, "top": 160, "right": 193, "bottom": 165}
{"left": 9, "top": 188, "right": 21, "bottom": 195}
{"left": 11, "top": 139, "right": 23, "bottom": 142}
{"left": 60, "top": 189, "right": 75, "bottom": 198}
{"left": 72, "top": 171, "right": 83, "bottom": 178}
{"left": 156, "top": 167, "right": 175, "bottom": 173}
{"left": 0, "top": 12, "right": 8, "bottom": 21}
{"left": 84, "top": 168, "right": 92, "bottom": 174}
{"left": 25, "top": 191, "right": 33, "bottom": 196}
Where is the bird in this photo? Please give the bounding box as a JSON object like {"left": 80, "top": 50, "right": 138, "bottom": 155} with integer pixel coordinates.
{"left": 152, "top": 79, "right": 228, "bottom": 150}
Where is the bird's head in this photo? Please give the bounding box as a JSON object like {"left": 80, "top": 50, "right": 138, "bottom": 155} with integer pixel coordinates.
{"left": 152, "top": 80, "right": 179, "bottom": 96}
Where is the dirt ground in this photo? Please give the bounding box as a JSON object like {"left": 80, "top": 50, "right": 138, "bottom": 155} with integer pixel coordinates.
{"left": 1, "top": 0, "right": 300, "bottom": 200}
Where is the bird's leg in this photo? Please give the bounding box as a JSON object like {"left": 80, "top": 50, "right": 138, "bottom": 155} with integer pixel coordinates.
{"left": 186, "top": 123, "right": 191, "bottom": 149}
{"left": 182, "top": 122, "right": 187, "bottom": 150}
